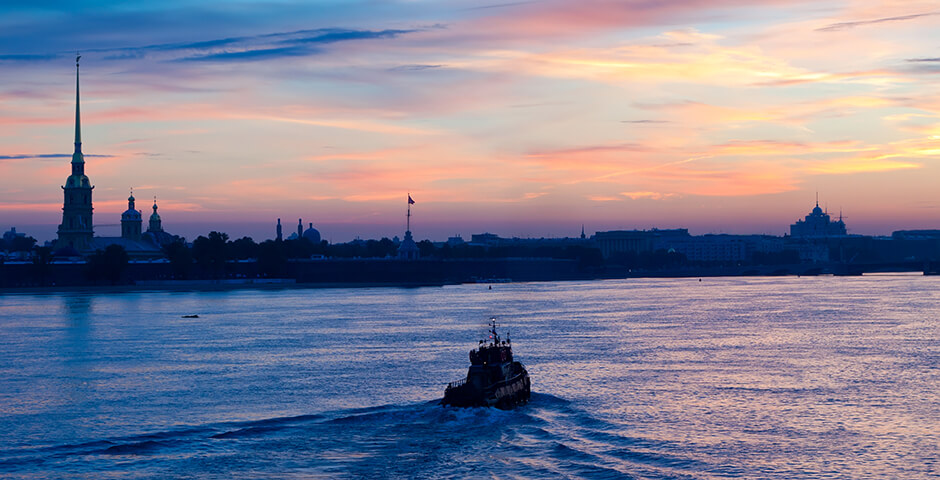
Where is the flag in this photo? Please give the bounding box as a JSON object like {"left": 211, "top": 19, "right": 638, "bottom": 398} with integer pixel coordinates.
{"left": 408, "top": 194, "right": 415, "bottom": 205}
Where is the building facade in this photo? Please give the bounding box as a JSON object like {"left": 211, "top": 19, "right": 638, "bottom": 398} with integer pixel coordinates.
{"left": 594, "top": 229, "right": 690, "bottom": 259}
{"left": 657, "top": 234, "right": 785, "bottom": 263}
{"left": 790, "top": 201, "right": 847, "bottom": 238}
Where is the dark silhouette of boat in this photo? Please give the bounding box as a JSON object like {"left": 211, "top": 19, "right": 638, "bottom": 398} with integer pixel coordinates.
{"left": 442, "top": 319, "right": 531, "bottom": 409}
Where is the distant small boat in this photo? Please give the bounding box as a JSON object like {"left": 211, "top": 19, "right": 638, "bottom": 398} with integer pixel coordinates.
{"left": 442, "top": 318, "right": 530, "bottom": 409}
{"left": 181, "top": 314, "right": 199, "bottom": 318}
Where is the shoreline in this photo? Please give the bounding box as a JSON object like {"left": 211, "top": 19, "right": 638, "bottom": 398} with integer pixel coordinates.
{"left": 3, "top": 270, "right": 933, "bottom": 295}
{"left": 0, "top": 280, "right": 457, "bottom": 295}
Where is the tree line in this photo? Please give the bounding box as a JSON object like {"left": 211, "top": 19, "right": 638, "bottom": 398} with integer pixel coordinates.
{"left": 4, "top": 228, "right": 824, "bottom": 287}
{"left": 165, "top": 232, "right": 607, "bottom": 278}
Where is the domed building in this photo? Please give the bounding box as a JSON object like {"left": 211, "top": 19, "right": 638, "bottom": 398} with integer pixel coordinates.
{"left": 302, "top": 222, "right": 321, "bottom": 244}
{"left": 52, "top": 58, "right": 177, "bottom": 259}
{"left": 85, "top": 191, "right": 179, "bottom": 258}
{"left": 790, "top": 198, "right": 847, "bottom": 239}
{"left": 143, "top": 198, "right": 178, "bottom": 247}
{"left": 121, "top": 192, "right": 143, "bottom": 241}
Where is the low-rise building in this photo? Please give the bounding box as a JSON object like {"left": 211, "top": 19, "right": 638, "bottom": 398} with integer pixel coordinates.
{"left": 594, "top": 229, "right": 689, "bottom": 258}
{"left": 655, "top": 234, "right": 785, "bottom": 263}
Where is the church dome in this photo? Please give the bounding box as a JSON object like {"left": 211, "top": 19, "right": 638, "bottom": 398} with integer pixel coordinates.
{"left": 122, "top": 193, "right": 141, "bottom": 220}
{"left": 122, "top": 209, "right": 141, "bottom": 220}
{"left": 302, "top": 223, "right": 321, "bottom": 243}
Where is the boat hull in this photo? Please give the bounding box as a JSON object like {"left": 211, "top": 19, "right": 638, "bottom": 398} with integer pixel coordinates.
{"left": 441, "top": 367, "right": 531, "bottom": 409}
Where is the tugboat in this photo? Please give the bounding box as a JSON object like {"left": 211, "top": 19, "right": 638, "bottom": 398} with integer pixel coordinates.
{"left": 442, "top": 319, "right": 531, "bottom": 409}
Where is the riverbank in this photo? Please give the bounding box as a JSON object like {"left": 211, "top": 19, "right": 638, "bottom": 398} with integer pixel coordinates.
{"left": 0, "top": 280, "right": 459, "bottom": 295}
{"left": 2, "top": 257, "right": 930, "bottom": 294}
{"left": 0, "top": 257, "right": 587, "bottom": 290}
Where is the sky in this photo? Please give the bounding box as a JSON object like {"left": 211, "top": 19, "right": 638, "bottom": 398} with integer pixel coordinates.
{"left": 1, "top": 0, "right": 938, "bottom": 243}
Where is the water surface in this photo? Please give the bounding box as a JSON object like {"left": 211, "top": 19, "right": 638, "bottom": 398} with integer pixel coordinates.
{"left": 1, "top": 276, "right": 937, "bottom": 478}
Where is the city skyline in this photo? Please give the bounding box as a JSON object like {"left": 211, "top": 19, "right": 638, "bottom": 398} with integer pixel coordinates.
{"left": 2, "top": 1, "right": 939, "bottom": 243}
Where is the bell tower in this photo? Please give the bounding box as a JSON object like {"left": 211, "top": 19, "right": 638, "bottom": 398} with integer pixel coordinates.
{"left": 121, "top": 191, "right": 142, "bottom": 241}
{"left": 148, "top": 197, "right": 163, "bottom": 233}
{"left": 56, "top": 53, "right": 94, "bottom": 251}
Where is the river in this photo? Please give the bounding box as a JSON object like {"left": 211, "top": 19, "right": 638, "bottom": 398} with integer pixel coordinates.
{"left": 1, "top": 276, "right": 937, "bottom": 479}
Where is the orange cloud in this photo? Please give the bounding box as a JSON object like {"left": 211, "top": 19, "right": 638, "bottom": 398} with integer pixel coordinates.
{"left": 587, "top": 195, "right": 622, "bottom": 202}
{"left": 620, "top": 191, "right": 677, "bottom": 200}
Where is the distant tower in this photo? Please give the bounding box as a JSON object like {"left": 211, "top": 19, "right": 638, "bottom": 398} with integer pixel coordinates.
{"left": 581, "top": 224, "right": 586, "bottom": 239}
{"left": 276, "top": 218, "right": 283, "bottom": 241}
{"left": 56, "top": 53, "right": 94, "bottom": 251}
{"left": 121, "top": 190, "right": 142, "bottom": 241}
{"left": 147, "top": 197, "right": 163, "bottom": 233}
{"left": 398, "top": 194, "right": 419, "bottom": 260}
{"left": 297, "top": 219, "right": 303, "bottom": 239}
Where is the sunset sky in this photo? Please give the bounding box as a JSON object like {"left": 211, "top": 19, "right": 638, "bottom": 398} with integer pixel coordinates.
{"left": 1, "top": 0, "right": 939, "bottom": 242}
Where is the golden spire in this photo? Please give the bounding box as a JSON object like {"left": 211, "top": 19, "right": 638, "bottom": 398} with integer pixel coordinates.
{"left": 72, "top": 52, "right": 83, "bottom": 163}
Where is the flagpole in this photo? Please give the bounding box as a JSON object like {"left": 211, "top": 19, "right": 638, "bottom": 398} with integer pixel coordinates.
{"left": 407, "top": 193, "right": 411, "bottom": 232}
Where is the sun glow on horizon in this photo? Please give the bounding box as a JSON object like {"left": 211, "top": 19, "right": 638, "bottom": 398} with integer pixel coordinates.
{"left": 1, "top": 0, "right": 939, "bottom": 242}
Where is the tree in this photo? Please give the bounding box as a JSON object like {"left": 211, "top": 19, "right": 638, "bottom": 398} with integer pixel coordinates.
{"left": 192, "top": 231, "right": 229, "bottom": 278}
{"left": 227, "top": 236, "right": 258, "bottom": 260}
{"left": 284, "top": 237, "right": 317, "bottom": 259}
{"left": 10, "top": 235, "right": 37, "bottom": 252}
{"left": 87, "top": 244, "right": 129, "bottom": 285}
{"left": 417, "top": 240, "right": 436, "bottom": 258}
{"left": 257, "top": 239, "right": 288, "bottom": 276}
{"left": 364, "top": 238, "right": 396, "bottom": 258}
{"left": 163, "top": 240, "right": 192, "bottom": 279}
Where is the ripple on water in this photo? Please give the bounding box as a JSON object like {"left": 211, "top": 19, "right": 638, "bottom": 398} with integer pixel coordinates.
{"left": 0, "top": 277, "right": 938, "bottom": 479}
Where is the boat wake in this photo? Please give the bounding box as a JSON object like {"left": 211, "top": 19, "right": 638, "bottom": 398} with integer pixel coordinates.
{"left": 0, "top": 393, "right": 708, "bottom": 479}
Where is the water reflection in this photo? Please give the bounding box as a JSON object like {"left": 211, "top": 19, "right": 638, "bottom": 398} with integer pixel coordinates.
{"left": 58, "top": 295, "right": 95, "bottom": 413}
{"left": 61, "top": 294, "right": 93, "bottom": 353}
{"left": 63, "top": 294, "right": 93, "bottom": 322}
{"left": 0, "top": 277, "right": 936, "bottom": 479}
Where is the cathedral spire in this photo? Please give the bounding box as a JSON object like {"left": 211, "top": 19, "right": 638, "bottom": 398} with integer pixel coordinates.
{"left": 57, "top": 53, "right": 94, "bottom": 251}
{"left": 73, "top": 53, "right": 83, "bottom": 164}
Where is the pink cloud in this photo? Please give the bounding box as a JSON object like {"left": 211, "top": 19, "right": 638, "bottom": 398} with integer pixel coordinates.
{"left": 459, "top": 0, "right": 798, "bottom": 40}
